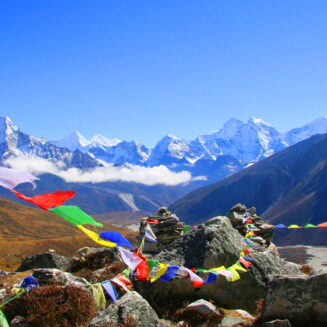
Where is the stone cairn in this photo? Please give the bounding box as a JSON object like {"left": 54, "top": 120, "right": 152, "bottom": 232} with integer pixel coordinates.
{"left": 139, "top": 207, "right": 184, "bottom": 253}
{"left": 226, "top": 203, "right": 275, "bottom": 246}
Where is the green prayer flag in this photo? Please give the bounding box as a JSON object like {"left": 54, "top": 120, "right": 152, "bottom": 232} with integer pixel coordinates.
{"left": 304, "top": 224, "right": 316, "bottom": 228}
{"left": 147, "top": 259, "right": 159, "bottom": 274}
{"left": 50, "top": 205, "right": 103, "bottom": 227}
{"left": 183, "top": 225, "right": 190, "bottom": 234}
{"left": 122, "top": 267, "right": 131, "bottom": 278}
{"left": 0, "top": 309, "right": 9, "bottom": 327}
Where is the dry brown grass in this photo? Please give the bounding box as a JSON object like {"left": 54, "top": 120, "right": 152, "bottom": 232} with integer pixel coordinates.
{"left": 0, "top": 196, "right": 137, "bottom": 271}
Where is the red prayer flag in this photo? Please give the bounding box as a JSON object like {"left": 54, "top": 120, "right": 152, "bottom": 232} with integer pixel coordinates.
{"left": 317, "top": 222, "right": 327, "bottom": 228}
{"left": 146, "top": 218, "right": 159, "bottom": 224}
{"left": 115, "top": 273, "right": 133, "bottom": 290}
{"left": 13, "top": 190, "right": 76, "bottom": 211}
{"left": 239, "top": 257, "right": 251, "bottom": 269}
{"left": 134, "top": 249, "right": 149, "bottom": 281}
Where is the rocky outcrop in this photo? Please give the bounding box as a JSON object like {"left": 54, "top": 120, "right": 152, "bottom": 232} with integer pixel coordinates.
{"left": 87, "top": 291, "right": 161, "bottom": 327}
{"left": 16, "top": 252, "right": 70, "bottom": 272}
{"left": 262, "top": 273, "right": 327, "bottom": 326}
{"left": 134, "top": 216, "right": 303, "bottom": 312}
{"left": 263, "top": 320, "right": 292, "bottom": 327}
{"left": 139, "top": 207, "right": 184, "bottom": 253}
{"left": 227, "top": 203, "right": 275, "bottom": 245}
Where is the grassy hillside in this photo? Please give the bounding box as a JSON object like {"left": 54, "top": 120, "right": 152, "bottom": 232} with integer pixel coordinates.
{"left": 0, "top": 196, "right": 137, "bottom": 271}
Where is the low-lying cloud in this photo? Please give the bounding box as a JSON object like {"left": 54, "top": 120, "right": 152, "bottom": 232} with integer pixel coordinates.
{"left": 4, "top": 157, "right": 206, "bottom": 186}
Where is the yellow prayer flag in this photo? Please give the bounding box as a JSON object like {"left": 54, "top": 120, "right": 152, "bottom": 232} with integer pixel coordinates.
{"left": 151, "top": 263, "right": 169, "bottom": 283}
{"left": 76, "top": 225, "right": 117, "bottom": 247}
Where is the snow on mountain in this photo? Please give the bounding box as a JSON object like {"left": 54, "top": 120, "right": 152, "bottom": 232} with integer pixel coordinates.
{"left": 146, "top": 135, "right": 196, "bottom": 167}
{"left": 88, "top": 140, "right": 151, "bottom": 165}
{"left": 281, "top": 116, "right": 327, "bottom": 146}
{"left": 51, "top": 131, "right": 89, "bottom": 152}
{"left": 89, "top": 134, "right": 121, "bottom": 148}
{"left": 0, "top": 117, "right": 99, "bottom": 169}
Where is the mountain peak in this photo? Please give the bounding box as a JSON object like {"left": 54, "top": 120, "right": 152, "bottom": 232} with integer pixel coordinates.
{"left": 248, "top": 117, "right": 272, "bottom": 126}
{"left": 90, "top": 134, "right": 121, "bottom": 147}
{"left": 51, "top": 130, "right": 89, "bottom": 151}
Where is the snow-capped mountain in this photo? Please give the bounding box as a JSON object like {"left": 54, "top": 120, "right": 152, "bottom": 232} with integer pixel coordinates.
{"left": 2, "top": 115, "right": 327, "bottom": 186}
{"left": 281, "top": 116, "right": 327, "bottom": 146}
{"left": 0, "top": 117, "right": 99, "bottom": 169}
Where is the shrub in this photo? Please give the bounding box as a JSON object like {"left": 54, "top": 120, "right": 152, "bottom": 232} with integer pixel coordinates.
{"left": 4, "top": 284, "right": 95, "bottom": 327}
{"left": 300, "top": 264, "right": 313, "bottom": 275}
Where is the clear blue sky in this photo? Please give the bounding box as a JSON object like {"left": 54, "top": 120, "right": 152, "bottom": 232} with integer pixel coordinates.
{"left": 1, "top": 1, "right": 327, "bottom": 146}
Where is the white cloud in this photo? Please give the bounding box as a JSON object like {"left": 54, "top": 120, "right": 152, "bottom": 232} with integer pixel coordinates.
{"left": 4, "top": 157, "right": 206, "bottom": 186}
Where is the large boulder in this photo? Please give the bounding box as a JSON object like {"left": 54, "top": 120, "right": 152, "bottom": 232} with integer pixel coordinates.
{"left": 134, "top": 217, "right": 303, "bottom": 312}
{"left": 16, "top": 252, "right": 70, "bottom": 272}
{"left": 87, "top": 291, "right": 161, "bottom": 327}
{"left": 261, "top": 273, "right": 327, "bottom": 326}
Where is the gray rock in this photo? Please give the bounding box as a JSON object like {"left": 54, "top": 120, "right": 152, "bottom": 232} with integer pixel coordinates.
{"left": 262, "top": 273, "right": 327, "bottom": 326}
{"left": 87, "top": 291, "right": 160, "bottom": 327}
{"left": 68, "top": 247, "right": 120, "bottom": 272}
{"left": 263, "top": 319, "right": 292, "bottom": 327}
{"left": 230, "top": 203, "right": 247, "bottom": 213}
{"left": 32, "top": 268, "right": 90, "bottom": 288}
{"left": 16, "top": 252, "right": 70, "bottom": 272}
{"left": 10, "top": 316, "right": 28, "bottom": 327}
{"left": 134, "top": 216, "right": 303, "bottom": 312}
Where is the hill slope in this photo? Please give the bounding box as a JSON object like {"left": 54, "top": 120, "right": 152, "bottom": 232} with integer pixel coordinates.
{"left": 169, "top": 133, "right": 327, "bottom": 244}
{"left": 0, "top": 197, "right": 137, "bottom": 271}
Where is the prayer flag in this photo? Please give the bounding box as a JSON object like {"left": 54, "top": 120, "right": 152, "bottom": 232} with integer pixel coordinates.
{"left": 146, "top": 218, "right": 159, "bottom": 224}
{"left": 144, "top": 224, "right": 157, "bottom": 242}
{"left": 99, "top": 231, "right": 134, "bottom": 249}
{"left": 179, "top": 267, "right": 204, "bottom": 288}
{"left": 111, "top": 274, "right": 132, "bottom": 292}
{"left": 288, "top": 224, "right": 300, "bottom": 229}
{"left": 275, "top": 224, "right": 287, "bottom": 229}
{"left": 304, "top": 223, "right": 316, "bottom": 228}
{"left": 239, "top": 257, "right": 251, "bottom": 269}
{"left": 76, "top": 225, "right": 117, "bottom": 247}
{"left": 159, "top": 266, "right": 179, "bottom": 282}
{"left": 317, "top": 222, "right": 327, "bottom": 228}
{"left": 227, "top": 267, "right": 240, "bottom": 282}
{"left": 0, "top": 167, "right": 39, "bottom": 190}
{"left": 102, "top": 280, "right": 118, "bottom": 303}
{"left": 50, "top": 205, "right": 103, "bottom": 227}
{"left": 13, "top": 190, "right": 76, "bottom": 211}
{"left": 151, "top": 263, "right": 169, "bottom": 283}
{"left": 0, "top": 309, "right": 9, "bottom": 327}
{"left": 147, "top": 259, "right": 159, "bottom": 274}
{"left": 118, "top": 247, "right": 143, "bottom": 271}
{"left": 135, "top": 252, "right": 149, "bottom": 282}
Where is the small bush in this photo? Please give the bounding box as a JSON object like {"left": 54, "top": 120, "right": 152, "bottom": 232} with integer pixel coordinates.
{"left": 300, "top": 264, "right": 313, "bottom": 275}
{"left": 4, "top": 284, "right": 95, "bottom": 327}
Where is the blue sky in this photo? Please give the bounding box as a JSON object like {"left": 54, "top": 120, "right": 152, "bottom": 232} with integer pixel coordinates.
{"left": 1, "top": 1, "right": 327, "bottom": 146}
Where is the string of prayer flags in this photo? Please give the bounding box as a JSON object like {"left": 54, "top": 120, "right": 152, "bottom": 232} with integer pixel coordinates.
{"left": 144, "top": 224, "right": 157, "bottom": 242}
{"left": 102, "top": 280, "right": 118, "bottom": 303}
{"left": 50, "top": 205, "right": 103, "bottom": 227}
{"left": 13, "top": 190, "right": 76, "bottom": 211}
{"left": 0, "top": 167, "right": 39, "bottom": 190}
{"left": 76, "top": 225, "right": 117, "bottom": 247}
{"left": 99, "top": 231, "right": 135, "bottom": 249}
{"left": 159, "top": 266, "right": 179, "bottom": 282}
{"left": 118, "top": 247, "right": 143, "bottom": 271}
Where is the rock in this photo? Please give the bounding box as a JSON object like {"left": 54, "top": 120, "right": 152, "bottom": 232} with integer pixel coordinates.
{"left": 139, "top": 207, "right": 184, "bottom": 253}
{"left": 68, "top": 247, "right": 120, "bottom": 273}
{"left": 262, "top": 273, "right": 327, "bottom": 326}
{"left": 219, "top": 308, "right": 255, "bottom": 327}
{"left": 263, "top": 319, "right": 292, "bottom": 327}
{"left": 10, "top": 316, "right": 28, "bottom": 327}
{"left": 16, "top": 252, "right": 70, "bottom": 272}
{"left": 230, "top": 203, "right": 247, "bottom": 213}
{"left": 134, "top": 216, "right": 303, "bottom": 312}
{"left": 32, "top": 268, "right": 90, "bottom": 288}
{"left": 175, "top": 299, "right": 222, "bottom": 326}
{"left": 87, "top": 291, "right": 160, "bottom": 327}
